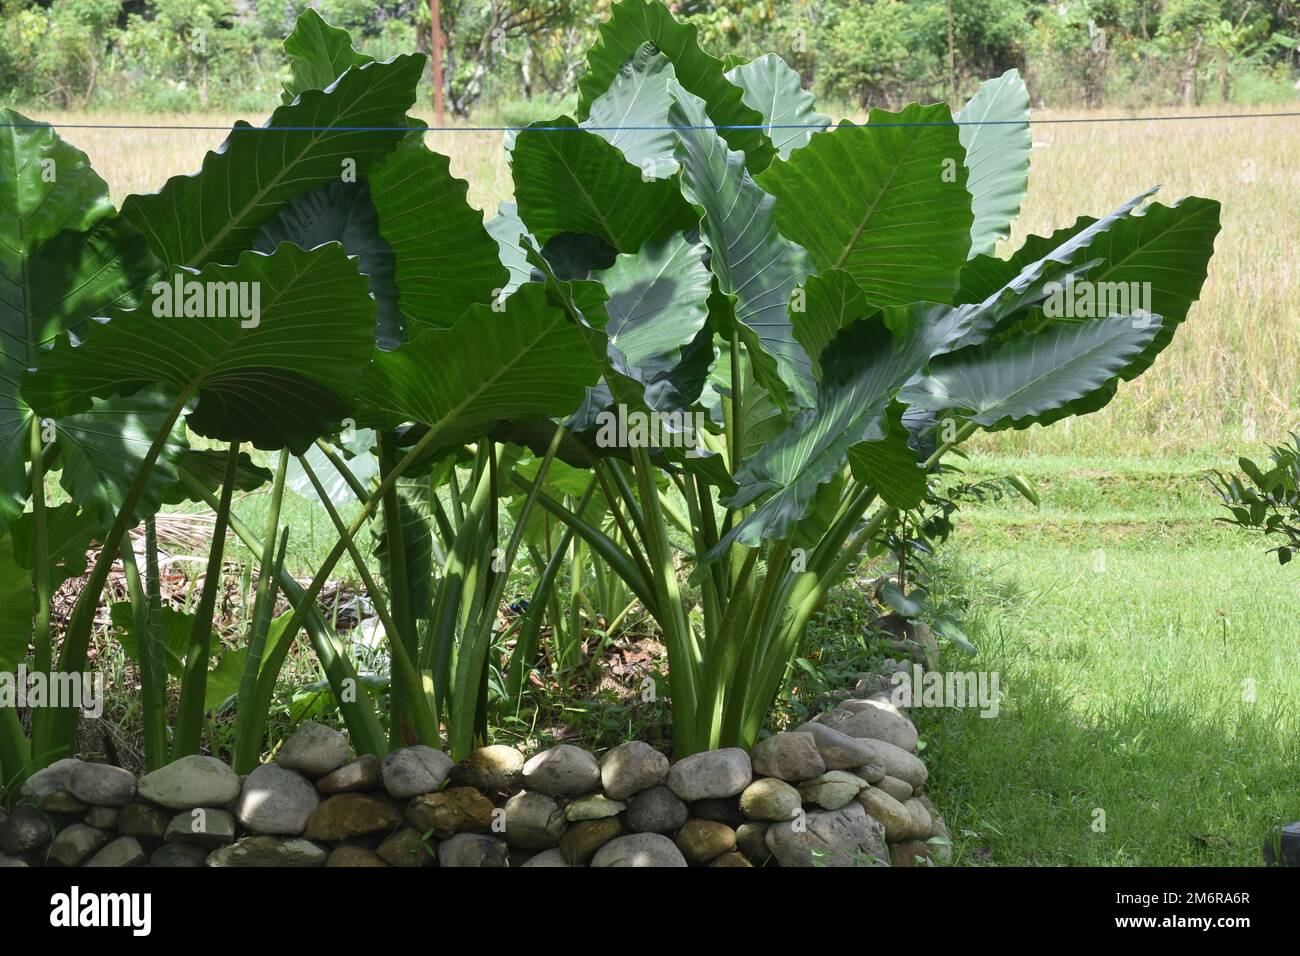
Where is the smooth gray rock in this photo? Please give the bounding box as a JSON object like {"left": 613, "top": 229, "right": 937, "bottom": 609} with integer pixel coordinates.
{"left": 450, "top": 745, "right": 525, "bottom": 792}
{"left": 798, "top": 771, "right": 868, "bottom": 811}
{"left": 316, "top": 754, "right": 382, "bottom": 795}
{"left": 591, "top": 833, "right": 688, "bottom": 867}
{"left": 599, "top": 740, "right": 669, "bottom": 800}
{"left": 377, "top": 827, "right": 437, "bottom": 868}
{"left": 236, "top": 763, "right": 319, "bottom": 835}
{"left": 625, "top": 785, "right": 688, "bottom": 834}
{"left": 165, "top": 808, "right": 237, "bottom": 848}
{"left": 521, "top": 847, "right": 572, "bottom": 867}
{"left": 521, "top": 744, "right": 601, "bottom": 799}
{"left": 0, "top": 852, "right": 28, "bottom": 867}
{"left": 118, "top": 802, "right": 170, "bottom": 840}
{"left": 277, "top": 721, "right": 351, "bottom": 778}
{"left": 856, "top": 786, "right": 912, "bottom": 842}
{"left": 565, "top": 793, "right": 626, "bottom": 821}
{"left": 68, "top": 762, "right": 137, "bottom": 807}
{"left": 751, "top": 731, "right": 826, "bottom": 782}
{"left": 21, "top": 758, "right": 85, "bottom": 812}
{"left": 824, "top": 701, "right": 919, "bottom": 752}
{"left": 765, "top": 803, "right": 885, "bottom": 867}
{"left": 735, "top": 822, "right": 771, "bottom": 862}
{"left": 665, "top": 748, "right": 751, "bottom": 801}
{"left": 84, "top": 836, "right": 147, "bottom": 868}
{"left": 84, "top": 806, "right": 119, "bottom": 829}
{"left": 502, "top": 790, "right": 567, "bottom": 849}
{"left": 381, "top": 746, "right": 453, "bottom": 799}
{"left": 48, "top": 823, "right": 111, "bottom": 867}
{"left": 0, "top": 804, "right": 51, "bottom": 854}
{"left": 877, "top": 775, "right": 914, "bottom": 801}
{"left": 739, "top": 778, "right": 801, "bottom": 822}
{"left": 794, "top": 721, "right": 878, "bottom": 770}
{"left": 438, "top": 833, "right": 509, "bottom": 867}
{"left": 138, "top": 755, "right": 241, "bottom": 810}
{"left": 151, "top": 843, "right": 209, "bottom": 867}
{"left": 206, "top": 836, "right": 328, "bottom": 867}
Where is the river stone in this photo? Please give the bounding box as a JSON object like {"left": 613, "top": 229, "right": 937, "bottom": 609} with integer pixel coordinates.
{"left": 878, "top": 775, "right": 914, "bottom": 801}
{"left": 438, "top": 833, "right": 509, "bottom": 867}
{"left": 377, "top": 827, "right": 436, "bottom": 868}
{"left": 521, "top": 744, "right": 601, "bottom": 799}
{"left": 565, "top": 793, "right": 626, "bottom": 821}
{"left": 666, "top": 748, "right": 751, "bottom": 801}
{"left": 450, "top": 744, "right": 525, "bottom": 792}
{"left": 522, "top": 847, "right": 572, "bottom": 867}
{"left": 119, "top": 802, "right": 170, "bottom": 841}
{"left": 675, "top": 819, "right": 736, "bottom": 864}
{"left": 902, "top": 797, "right": 933, "bottom": 841}
{"left": 68, "top": 762, "right": 137, "bottom": 807}
{"left": 85, "top": 806, "right": 119, "bottom": 829}
{"left": 207, "top": 836, "right": 327, "bottom": 867}
{"left": 236, "top": 763, "right": 319, "bottom": 835}
{"left": 798, "top": 771, "right": 868, "bottom": 811}
{"left": 559, "top": 817, "right": 623, "bottom": 864}
{"left": 824, "top": 701, "right": 919, "bottom": 752}
{"left": 382, "top": 746, "right": 453, "bottom": 799}
{"left": 739, "top": 778, "right": 801, "bottom": 821}
{"left": 0, "top": 852, "right": 28, "bottom": 867}
{"left": 22, "top": 759, "right": 86, "bottom": 812}
{"left": 751, "top": 731, "right": 826, "bottom": 782}
{"left": 857, "top": 786, "right": 912, "bottom": 842}
{"left": 735, "top": 822, "right": 771, "bottom": 862}
{"left": 151, "top": 843, "right": 208, "bottom": 867}
{"left": 84, "top": 836, "right": 147, "bottom": 868}
{"left": 327, "top": 846, "right": 388, "bottom": 867}
{"left": 278, "top": 721, "right": 351, "bottom": 778}
{"left": 315, "top": 755, "right": 379, "bottom": 794}
{"left": 164, "top": 808, "right": 236, "bottom": 848}
{"left": 765, "top": 803, "right": 877, "bottom": 868}
{"left": 502, "top": 790, "right": 566, "bottom": 849}
{"left": 304, "top": 792, "right": 401, "bottom": 841}
{"left": 599, "top": 740, "right": 669, "bottom": 800}
{"left": 710, "top": 851, "right": 753, "bottom": 867}
{"left": 138, "top": 755, "right": 241, "bottom": 810}
{"left": 0, "top": 804, "right": 50, "bottom": 854}
{"left": 691, "top": 797, "right": 744, "bottom": 827}
{"left": 849, "top": 737, "right": 928, "bottom": 788}
{"left": 48, "top": 823, "right": 111, "bottom": 867}
{"left": 592, "top": 832, "right": 688, "bottom": 867}
{"left": 794, "top": 721, "right": 880, "bottom": 770}
{"left": 406, "top": 786, "right": 495, "bottom": 837}
{"left": 625, "top": 785, "right": 688, "bottom": 834}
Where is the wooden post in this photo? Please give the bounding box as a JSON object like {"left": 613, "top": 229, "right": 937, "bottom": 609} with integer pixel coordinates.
{"left": 430, "top": 0, "right": 445, "bottom": 126}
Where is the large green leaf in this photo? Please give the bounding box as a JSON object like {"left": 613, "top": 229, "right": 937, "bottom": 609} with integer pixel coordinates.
{"left": 369, "top": 137, "right": 508, "bottom": 331}
{"left": 899, "top": 314, "right": 1165, "bottom": 430}
{"left": 7, "top": 503, "right": 100, "bottom": 595}
{"left": 484, "top": 202, "right": 534, "bottom": 298}
{"left": 668, "top": 81, "right": 815, "bottom": 408}
{"left": 846, "top": 402, "right": 928, "bottom": 509}
{"left": 122, "top": 54, "right": 424, "bottom": 269}
{"left": 585, "top": 43, "right": 678, "bottom": 175}
{"left": 24, "top": 243, "right": 377, "bottom": 452}
{"left": 576, "top": 0, "right": 772, "bottom": 169}
{"left": 0, "top": 109, "right": 158, "bottom": 521}
{"left": 724, "top": 53, "right": 830, "bottom": 160}
{"left": 0, "top": 533, "right": 32, "bottom": 671}
{"left": 756, "top": 104, "right": 973, "bottom": 306}
{"left": 55, "top": 387, "right": 191, "bottom": 525}
{"left": 282, "top": 8, "right": 373, "bottom": 101}
{"left": 254, "top": 179, "right": 402, "bottom": 348}
{"left": 511, "top": 116, "right": 696, "bottom": 253}
{"left": 956, "top": 70, "right": 1031, "bottom": 258}
{"left": 361, "top": 282, "right": 603, "bottom": 451}
{"left": 166, "top": 448, "right": 273, "bottom": 505}
{"left": 792, "top": 269, "right": 870, "bottom": 379}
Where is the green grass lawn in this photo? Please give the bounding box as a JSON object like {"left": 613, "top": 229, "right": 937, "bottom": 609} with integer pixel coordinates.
{"left": 919, "top": 450, "right": 1300, "bottom": 866}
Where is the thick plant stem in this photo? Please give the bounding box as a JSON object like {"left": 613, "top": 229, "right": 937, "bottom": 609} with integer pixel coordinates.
{"left": 172, "top": 441, "right": 241, "bottom": 759}
{"left": 233, "top": 449, "right": 289, "bottom": 765}
{"left": 119, "top": 522, "right": 167, "bottom": 770}
{"left": 28, "top": 418, "right": 51, "bottom": 676}
{"left": 0, "top": 705, "right": 30, "bottom": 791}
{"left": 378, "top": 433, "right": 417, "bottom": 747}
{"left": 32, "top": 390, "right": 192, "bottom": 765}
{"left": 299, "top": 456, "right": 440, "bottom": 749}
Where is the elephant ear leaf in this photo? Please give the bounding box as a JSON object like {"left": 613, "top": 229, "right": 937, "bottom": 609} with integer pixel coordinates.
{"left": 899, "top": 314, "right": 1165, "bottom": 430}
{"left": 0, "top": 109, "right": 158, "bottom": 523}
{"left": 585, "top": 43, "right": 678, "bottom": 175}
{"left": 725, "top": 53, "right": 830, "bottom": 160}
{"left": 282, "top": 7, "right": 373, "bottom": 101}
{"left": 122, "top": 53, "right": 424, "bottom": 270}
{"left": 577, "top": 0, "right": 772, "bottom": 168}
{"left": 23, "top": 242, "right": 378, "bottom": 453}
{"left": 847, "top": 402, "right": 928, "bottom": 510}
{"left": 0, "top": 533, "right": 32, "bottom": 671}
{"left": 757, "top": 104, "right": 973, "bottom": 307}
{"left": 956, "top": 69, "right": 1031, "bottom": 258}
{"left": 167, "top": 449, "right": 274, "bottom": 505}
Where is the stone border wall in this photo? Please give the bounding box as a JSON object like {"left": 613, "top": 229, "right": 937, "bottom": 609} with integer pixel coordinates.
{"left": 0, "top": 661, "right": 949, "bottom": 868}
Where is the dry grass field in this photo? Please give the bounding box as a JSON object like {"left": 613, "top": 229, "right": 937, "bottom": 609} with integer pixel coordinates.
{"left": 32, "top": 102, "right": 1300, "bottom": 457}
